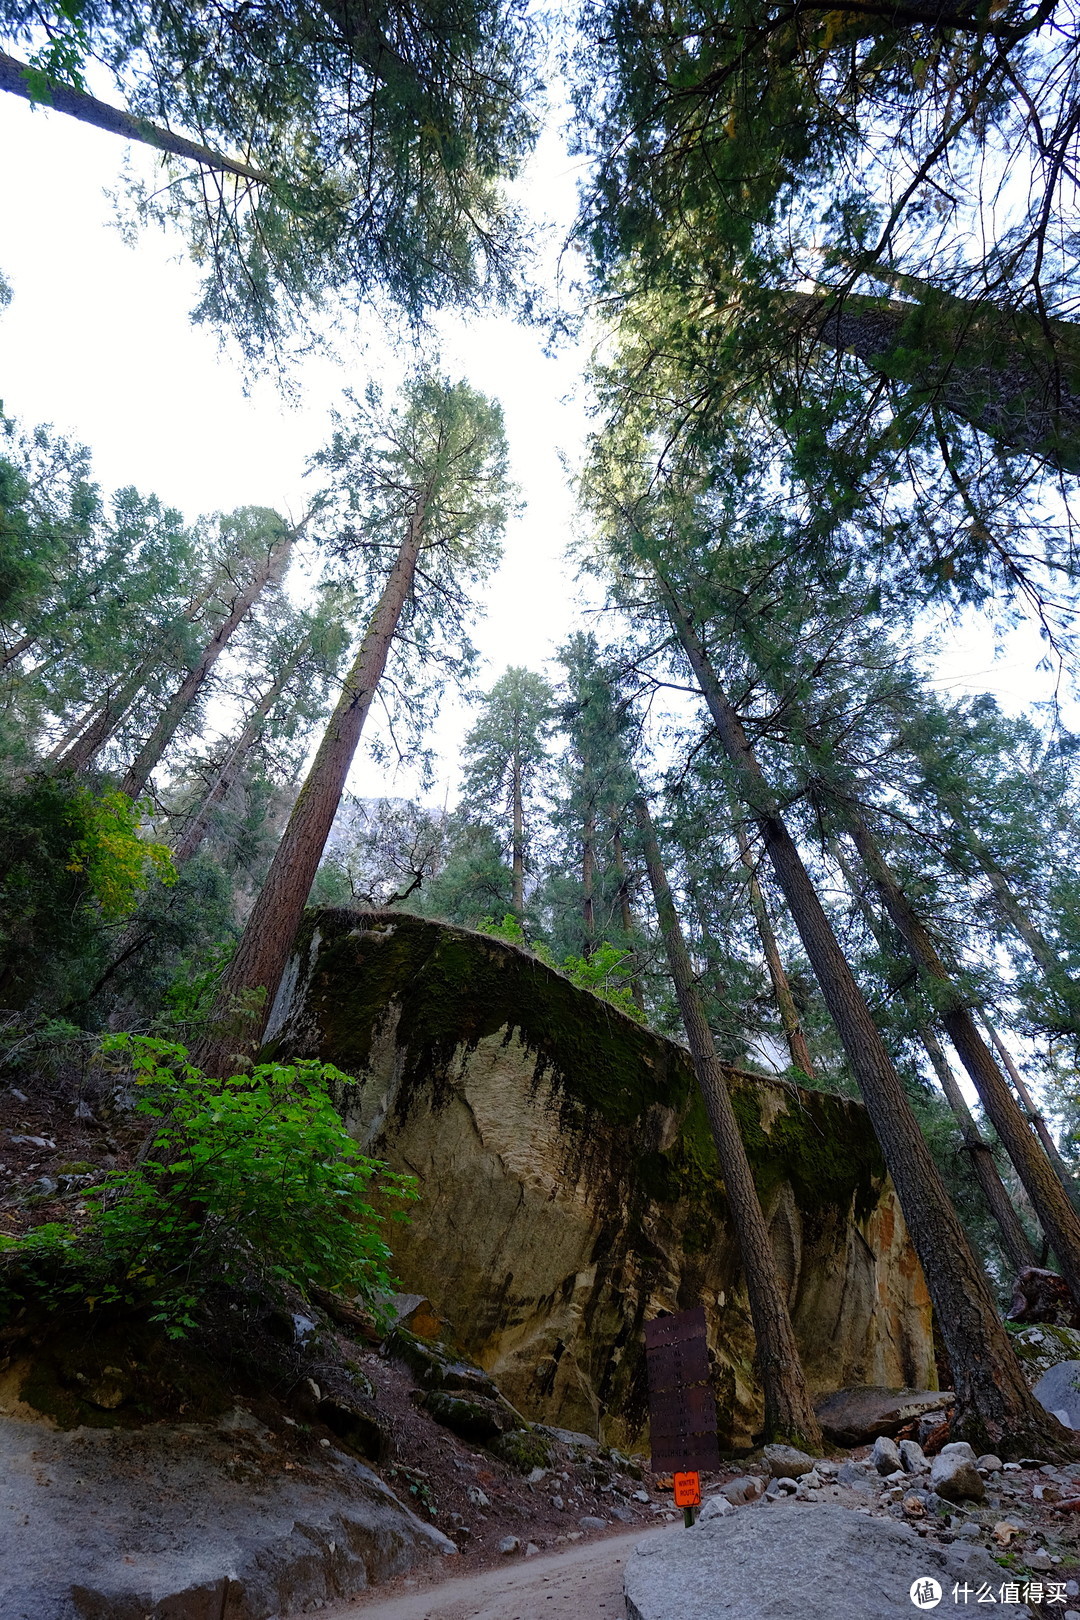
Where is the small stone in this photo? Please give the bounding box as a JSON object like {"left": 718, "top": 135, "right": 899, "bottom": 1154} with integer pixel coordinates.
{"left": 902, "top": 1495, "right": 925, "bottom": 1518}
{"left": 956, "top": 1523, "right": 981, "bottom": 1541}
{"left": 467, "top": 1487, "right": 491, "bottom": 1509}
{"left": 609, "top": 1505, "right": 635, "bottom": 1522}
{"left": 526, "top": 1467, "right": 548, "bottom": 1484}
{"left": 930, "top": 1443, "right": 986, "bottom": 1504}
{"left": 1034, "top": 1481, "right": 1062, "bottom": 1502}
{"left": 566, "top": 1531, "right": 583, "bottom": 1542}
{"left": 579, "top": 1515, "right": 608, "bottom": 1531}
{"left": 28, "top": 1176, "right": 58, "bottom": 1198}
{"left": 870, "top": 1436, "right": 903, "bottom": 1476}
{"left": 1066, "top": 1580, "right": 1079, "bottom": 1598}
{"left": 763, "top": 1443, "right": 816, "bottom": 1479}
{"left": 772, "top": 1477, "right": 799, "bottom": 1495}
{"left": 633, "top": 1489, "right": 650, "bottom": 1503}
{"left": 1028, "top": 1549, "right": 1054, "bottom": 1572}
{"left": 1003, "top": 1463, "right": 1022, "bottom": 1471}
{"left": 498, "top": 1536, "right": 520, "bottom": 1555}
{"left": 524, "top": 1542, "right": 540, "bottom": 1557}
{"left": 900, "top": 1440, "right": 929, "bottom": 1474}
{"left": 698, "top": 1496, "right": 735, "bottom": 1523}
{"left": 319, "top": 1437, "right": 331, "bottom": 1447}
{"left": 1063, "top": 1612, "right": 1080, "bottom": 1620}
{"left": 9, "top": 1089, "right": 27, "bottom": 1103}
{"left": 551, "top": 1494, "right": 564, "bottom": 1510}
{"left": 976, "top": 1454, "right": 1003, "bottom": 1474}
{"left": 721, "top": 1475, "right": 765, "bottom": 1505}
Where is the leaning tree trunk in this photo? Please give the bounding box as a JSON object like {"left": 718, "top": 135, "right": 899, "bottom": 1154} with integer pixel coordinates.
{"left": 197, "top": 495, "right": 428, "bottom": 1077}
{"left": 612, "top": 821, "right": 645, "bottom": 1009}
{"left": 0, "top": 50, "right": 268, "bottom": 181}
{"left": 842, "top": 808, "right": 1080, "bottom": 1305}
{"left": 976, "top": 860, "right": 1080, "bottom": 1033}
{"left": 0, "top": 629, "right": 36, "bottom": 671}
{"left": 735, "top": 821, "right": 816, "bottom": 1078}
{"left": 830, "top": 835, "right": 1038, "bottom": 1272}
{"left": 173, "top": 647, "right": 306, "bottom": 866}
{"left": 783, "top": 286, "right": 1080, "bottom": 475}
{"left": 658, "top": 573, "right": 1072, "bottom": 1456}
{"left": 120, "top": 531, "right": 294, "bottom": 801}
{"left": 634, "top": 794, "right": 821, "bottom": 1448}
{"left": 980, "top": 1013, "right": 1080, "bottom": 1213}
{"left": 54, "top": 658, "right": 158, "bottom": 775}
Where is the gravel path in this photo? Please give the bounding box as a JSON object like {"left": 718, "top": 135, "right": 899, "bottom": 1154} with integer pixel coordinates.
{"left": 324, "top": 1523, "right": 678, "bottom": 1620}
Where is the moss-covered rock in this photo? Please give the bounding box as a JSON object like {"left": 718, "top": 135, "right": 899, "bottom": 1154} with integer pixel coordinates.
{"left": 270, "top": 909, "right": 933, "bottom": 1450}
{"left": 1006, "top": 1321, "right": 1080, "bottom": 1384}
{"left": 419, "top": 1389, "right": 509, "bottom": 1442}
{"left": 491, "top": 1427, "right": 555, "bottom": 1471}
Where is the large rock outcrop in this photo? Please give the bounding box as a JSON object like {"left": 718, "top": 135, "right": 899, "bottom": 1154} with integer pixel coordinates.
{"left": 269, "top": 910, "right": 934, "bottom": 1448}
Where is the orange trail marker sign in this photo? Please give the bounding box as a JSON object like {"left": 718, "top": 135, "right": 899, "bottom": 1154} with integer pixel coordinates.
{"left": 673, "top": 1471, "right": 701, "bottom": 1508}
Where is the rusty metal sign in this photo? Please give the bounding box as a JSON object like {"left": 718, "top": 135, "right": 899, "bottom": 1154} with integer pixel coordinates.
{"left": 644, "top": 1306, "right": 720, "bottom": 1474}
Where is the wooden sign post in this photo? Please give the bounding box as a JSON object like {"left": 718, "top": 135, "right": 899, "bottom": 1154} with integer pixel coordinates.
{"left": 644, "top": 1306, "right": 720, "bottom": 1526}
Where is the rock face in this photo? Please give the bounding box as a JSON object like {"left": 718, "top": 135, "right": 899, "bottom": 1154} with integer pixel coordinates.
{"left": 270, "top": 910, "right": 935, "bottom": 1448}
{"left": 0, "top": 1405, "right": 454, "bottom": 1620}
{"left": 1034, "top": 1360, "right": 1080, "bottom": 1429}
{"left": 815, "top": 1388, "right": 951, "bottom": 1447}
{"left": 623, "top": 1503, "right": 1032, "bottom": 1620}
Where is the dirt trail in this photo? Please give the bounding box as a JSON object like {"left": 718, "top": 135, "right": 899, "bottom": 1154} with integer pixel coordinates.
{"left": 325, "top": 1523, "right": 677, "bottom": 1620}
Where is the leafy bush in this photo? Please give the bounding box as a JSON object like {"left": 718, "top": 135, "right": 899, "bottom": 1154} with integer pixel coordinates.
{"left": 0, "top": 1035, "right": 416, "bottom": 1334}
{"left": 476, "top": 916, "right": 646, "bottom": 1022}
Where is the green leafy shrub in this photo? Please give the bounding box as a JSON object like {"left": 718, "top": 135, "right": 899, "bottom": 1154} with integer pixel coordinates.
{"left": 0, "top": 1035, "right": 416, "bottom": 1334}
{"left": 476, "top": 917, "right": 645, "bottom": 1022}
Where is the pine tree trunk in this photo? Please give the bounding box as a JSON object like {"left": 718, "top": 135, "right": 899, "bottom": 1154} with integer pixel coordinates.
{"left": 197, "top": 496, "right": 428, "bottom": 1076}
{"left": 919, "top": 1021, "right": 1038, "bottom": 1273}
{"left": 980, "top": 1014, "right": 1080, "bottom": 1212}
{"left": 511, "top": 759, "right": 525, "bottom": 915}
{"left": 735, "top": 821, "right": 816, "bottom": 1078}
{"left": 120, "top": 533, "right": 294, "bottom": 800}
{"left": 784, "top": 287, "right": 1080, "bottom": 475}
{"left": 54, "top": 661, "right": 156, "bottom": 774}
{"left": 173, "top": 647, "right": 304, "bottom": 866}
{"left": 829, "top": 835, "right": 1038, "bottom": 1272}
{"left": 634, "top": 794, "right": 821, "bottom": 1448}
{"left": 612, "top": 822, "right": 645, "bottom": 1009}
{"left": 0, "top": 49, "right": 268, "bottom": 181}
{"left": 978, "top": 860, "right": 1080, "bottom": 1032}
{"left": 0, "top": 630, "right": 35, "bottom": 670}
{"left": 582, "top": 805, "right": 596, "bottom": 955}
{"left": 659, "top": 575, "right": 1071, "bottom": 1455}
{"left": 842, "top": 810, "right": 1080, "bottom": 1304}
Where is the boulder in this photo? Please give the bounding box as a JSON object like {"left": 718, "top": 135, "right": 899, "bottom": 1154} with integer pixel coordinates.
{"left": 899, "top": 1440, "right": 929, "bottom": 1474}
{"left": 871, "top": 1436, "right": 903, "bottom": 1476}
{"left": 763, "top": 1442, "right": 816, "bottom": 1478}
{"left": 721, "top": 1475, "right": 766, "bottom": 1505}
{"left": 624, "top": 1502, "right": 1030, "bottom": 1619}
{"left": 930, "top": 1443, "right": 986, "bottom": 1503}
{"left": 0, "top": 1409, "right": 453, "bottom": 1620}
{"left": 698, "top": 1495, "right": 735, "bottom": 1522}
{"left": 270, "top": 910, "right": 935, "bottom": 1449}
{"left": 814, "top": 1387, "right": 953, "bottom": 1447}
{"left": 1033, "top": 1360, "right": 1080, "bottom": 1429}
{"left": 418, "top": 1389, "right": 509, "bottom": 1443}
{"left": 1007, "top": 1322, "right": 1080, "bottom": 1384}
{"left": 318, "top": 1392, "right": 391, "bottom": 1464}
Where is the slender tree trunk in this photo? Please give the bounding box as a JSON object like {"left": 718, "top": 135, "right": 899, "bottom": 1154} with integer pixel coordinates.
{"left": 735, "top": 821, "right": 816, "bottom": 1078}
{"left": 119, "top": 532, "right": 294, "bottom": 800}
{"left": 659, "top": 575, "right": 1071, "bottom": 1455}
{"left": 0, "top": 50, "right": 268, "bottom": 181}
{"left": 977, "top": 861, "right": 1080, "bottom": 1030}
{"left": 783, "top": 286, "right": 1080, "bottom": 475}
{"left": 55, "top": 660, "right": 156, "bottom": 774}
{"left": 829, "top": 834, "right": 1038, "bottom": 1271}
{"left": 980, "top": 1013, "right": 1080, "bottom": 1212}
{"left": 173, "top": 649, "right": 305, "bottom": 867}
{"left": 842, "top": 809, "right": 1080, "bottom": 1304}
{"left": 612, "top": 822, "right": 646, "bottom": 1009}
{"left": 511, "top": 758, "right": 525, "bottom": 915}
{"left": 197, "top": 495, "right": 428, "bottom": 1076}
{"left": 582, "top": 804, "right": 596, "bottom": 955}
{"left": 919, "top": 1021, "right": 1038, "bottom": 1273}
{"left": 634, "top": 793, "right": 821, "bottom": 1448}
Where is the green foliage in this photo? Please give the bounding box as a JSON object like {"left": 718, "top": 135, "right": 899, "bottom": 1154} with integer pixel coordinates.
{"left": 65, "top": 787, "right": 176, "bottom": 920}
{"left": 476, "top": 915, "right": 646, "bottom": 1021}
{"left": 0, "top": 1035, "right": 417, "bottom": 1333}
{"left": 475, "top": 911, "right": 527, "bottom": 946}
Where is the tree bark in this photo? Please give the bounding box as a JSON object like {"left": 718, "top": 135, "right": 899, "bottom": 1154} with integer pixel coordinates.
{"left": 612, "top": 822, "right": 646, "bottom": 1009}
{"left": 842, "top": 809, "right": 1080, "bottom": 1304}
{"left": 54, "top": 659, "right": 157, "bottom": 775}
{"left": 173, "top": 644, "right": 306, "bottom": 866}
{"left": 582, "top": 805, "right": 596, "bottom": 955}
{"left": 511, "top": 758, "right": 525, "bottom": 915}
{"left": 119, "top": 530, "right": 294, "bottom": 800}
{"left": 197, "top": 494, "right": 428, "bottom": 1076}
{"left": 659, "top": 574, "right": 1072, "bottom": 1456}
{"left": 980, "top": 1013, "right": 1080, "bottom": 1212}
{"left": 783, "top": 287, "right": 1080, "bottom": 475}
{"left": 0, "top": 629, "right": 36, "bottom": 671}
{"left": 829, "top": 834, "right": 1038, "bottom": 1272}
{"left": 0, "top": 50, "right": 268, "bottom": 182}
{"left": 735, "top": 821, "right": 816, "bottom": 1078}
{"left": 634, "top": 793, "right": 822, "bottom": 1448}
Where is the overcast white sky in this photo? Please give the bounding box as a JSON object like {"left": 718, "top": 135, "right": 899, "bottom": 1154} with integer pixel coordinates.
{"left": 0, "top": 77, "right": 1076, "bottom": 813}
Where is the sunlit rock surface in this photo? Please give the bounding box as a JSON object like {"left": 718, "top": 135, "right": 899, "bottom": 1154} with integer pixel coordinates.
{"left": 271, "top": 909, "right": 935, "bottom": 1448}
